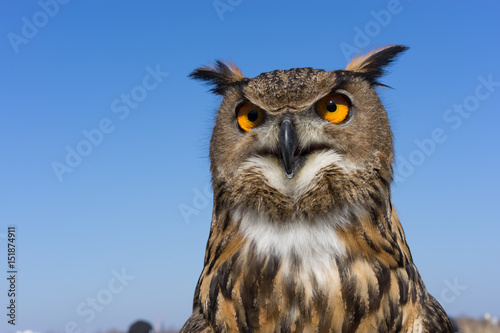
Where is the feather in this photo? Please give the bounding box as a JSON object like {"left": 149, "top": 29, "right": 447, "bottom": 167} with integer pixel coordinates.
{"left": 345, "top": 45, "right": 409, "bottom": 86}
{"left": 189, "top": 59, "right": 246, "bottom": 95}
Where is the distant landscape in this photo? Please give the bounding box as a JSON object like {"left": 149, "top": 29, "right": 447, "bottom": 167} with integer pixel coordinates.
{"left": 95, "top": 316, "right": 500, "bottom": 333}
{"left": 454, "top": 316, "right": 500, "bottom": 333}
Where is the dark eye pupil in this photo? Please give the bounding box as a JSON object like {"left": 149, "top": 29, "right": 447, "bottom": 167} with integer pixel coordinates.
{"left": 247, "top": 110, "right": 259, "bottom": 122}
{"left": 326, "top": 101, "right": 337, "bottom": 112}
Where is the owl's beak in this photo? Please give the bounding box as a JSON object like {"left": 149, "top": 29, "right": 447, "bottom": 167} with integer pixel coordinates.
{"left": 280, "top": 118, "right": 298, "bottom": 179}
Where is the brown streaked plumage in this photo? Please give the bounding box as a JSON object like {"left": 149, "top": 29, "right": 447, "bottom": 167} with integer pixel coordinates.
{"left": 181, "top": 45, "right": 454, "bottom": 333}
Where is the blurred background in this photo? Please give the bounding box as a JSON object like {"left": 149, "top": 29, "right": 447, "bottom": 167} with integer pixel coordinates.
{"left": 1, "top": 1, "right": 499, "bottom": 332}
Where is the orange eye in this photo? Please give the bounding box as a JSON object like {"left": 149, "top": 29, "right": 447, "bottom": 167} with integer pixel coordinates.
{"left": 315, "top": 93, "right": 350, "bottom": 123}
{"left": 236, "top": 102, "right": 265, "bottom": 132}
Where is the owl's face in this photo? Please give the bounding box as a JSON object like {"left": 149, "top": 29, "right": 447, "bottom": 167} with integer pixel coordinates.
{"left": 192, "top": 46, "right": 407, "bottom": 221}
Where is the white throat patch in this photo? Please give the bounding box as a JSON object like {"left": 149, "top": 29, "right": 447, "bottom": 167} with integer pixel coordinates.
{"left": 235, "top": 209, "right": 348, "bottom": 287}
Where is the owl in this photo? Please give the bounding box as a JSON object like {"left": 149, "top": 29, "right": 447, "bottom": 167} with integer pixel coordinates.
{"left": 180, "top": 45, "right": 454, "bottom": 332}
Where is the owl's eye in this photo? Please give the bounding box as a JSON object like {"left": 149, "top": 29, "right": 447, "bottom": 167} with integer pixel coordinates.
{"left": 315, "top": 93, "right": 350, "bottom": 124}
{"left": 237, "top": 102, "right": 265, "bottom": 132}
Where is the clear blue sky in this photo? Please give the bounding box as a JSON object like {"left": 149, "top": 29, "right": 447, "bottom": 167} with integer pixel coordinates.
{"left": 1, "top": 1, "right": 499, "bottom": 332}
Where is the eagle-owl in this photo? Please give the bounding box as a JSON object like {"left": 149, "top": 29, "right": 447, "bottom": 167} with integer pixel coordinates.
{"left": 181, "top": 45, "right": 454, "bottom": 332}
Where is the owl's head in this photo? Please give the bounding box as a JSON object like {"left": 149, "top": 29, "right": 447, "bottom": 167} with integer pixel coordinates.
{"left": 191, "top": 45, "right": 408, "bottom": 221}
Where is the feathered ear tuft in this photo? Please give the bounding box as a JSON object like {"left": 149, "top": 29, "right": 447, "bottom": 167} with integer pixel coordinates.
{"left": 189, "top": 59, "right": 246, "bottom": 95}
{"left": 345, "top": 45, "right": 409, "bottom": 86}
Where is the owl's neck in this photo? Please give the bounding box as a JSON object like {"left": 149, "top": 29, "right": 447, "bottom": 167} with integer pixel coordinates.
{"left": 202, "top": 188, "right": 412, "bottom": 284}
{"left": 233, "top": 208, "right": 348, "bottom": 287}
{"left": 232, "top": 200, "right": 411, "bottom": 273}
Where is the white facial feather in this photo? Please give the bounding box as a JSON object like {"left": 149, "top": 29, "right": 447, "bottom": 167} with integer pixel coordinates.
{"left": 240, "top": 150, "right": 360, "bottom": 197}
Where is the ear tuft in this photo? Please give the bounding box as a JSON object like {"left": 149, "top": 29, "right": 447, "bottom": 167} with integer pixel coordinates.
{"left": 345, "top": 45, "right": 409, "bottom": 86}
{"left": 189, "top": 59, "right": 246, "bottom": 95}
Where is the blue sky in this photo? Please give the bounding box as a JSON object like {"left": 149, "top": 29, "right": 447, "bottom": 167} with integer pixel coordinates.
{"left": 1, "top": 1, "right": 499, "bottom": 332}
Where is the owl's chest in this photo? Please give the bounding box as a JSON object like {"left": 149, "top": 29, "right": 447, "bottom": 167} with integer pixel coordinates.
{"left": 203, "top": 243, "right": 347, "bottom": 332}
{"left": 200, "top": 210, "right": 417, "bottom": 332}
{"left": 201, "top": 212, "right": 353, "bottom": 331}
